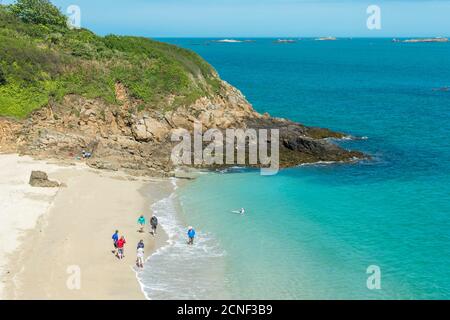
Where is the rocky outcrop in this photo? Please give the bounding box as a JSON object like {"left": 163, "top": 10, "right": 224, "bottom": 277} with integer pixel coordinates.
{"left": 131, "top": 116, "right": 169, "bottom": 142}
{"left": 0, "top": 80, "right": 366, "bottom": 176}
{"left": 0, "top": 118, "right": 22, "bottom": 152}
{"left": 29, "top": 171, "right": 60, "bottom": 188}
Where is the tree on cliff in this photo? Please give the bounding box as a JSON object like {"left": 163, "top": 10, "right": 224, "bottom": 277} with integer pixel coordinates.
{"left": 8, "top": 0, "right": 67, "bottom": 27}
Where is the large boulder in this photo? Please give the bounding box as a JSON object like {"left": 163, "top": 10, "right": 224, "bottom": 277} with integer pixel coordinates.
{"left": 86, "top": 159, "right": 121, "bottom": 171}
{"left": 29, "top": 171, "right": 60, "bottom": 188}
{"left": 131, "top": 117, "right": 169, "bottom": 142}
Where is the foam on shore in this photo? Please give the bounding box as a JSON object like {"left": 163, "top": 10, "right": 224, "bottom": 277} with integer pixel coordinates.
{"left": 137, "top": 179, "right": 228, "bottom": 300}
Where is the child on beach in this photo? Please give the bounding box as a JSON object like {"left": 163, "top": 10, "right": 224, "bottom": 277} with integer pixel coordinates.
{"left": 187, "top": 226, "right": 196, "bottom": 245}
{"left": 137, "top": 215, "right": 146, "bottom": 233}
{"left": 150, "top": 215, "right": 158, "bottom": 235}
{"left": 112, "top": 230, "right": 119, "bottom": 254}
{"left": 137, "top": 239, "right": 144, "bottom": 250}
{"left": 136, "top": 247, "right": 144, "bottom": 268}
{"left": 116, "top": 236, "right": 126, "bottom": 259}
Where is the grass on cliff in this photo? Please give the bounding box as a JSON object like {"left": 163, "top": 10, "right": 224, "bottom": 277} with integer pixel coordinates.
{"left": 0, "top": 1, "right": 221, "bottom": 119}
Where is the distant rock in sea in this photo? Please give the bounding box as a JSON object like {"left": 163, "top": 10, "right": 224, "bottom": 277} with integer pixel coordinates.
{"left": 274, "top": 39, "right": 297, "bottom": 43}
{"left": 402, "top": 37, "right": 449, "bottom": 43}
{"left": 212, "top": 39, "right": 255, "bottom": 43}
{"left": 315, "top": 37, "right": 337, "bottom": 41}
{"left": 213, "top": 39, "right": 242, "bottom": 43}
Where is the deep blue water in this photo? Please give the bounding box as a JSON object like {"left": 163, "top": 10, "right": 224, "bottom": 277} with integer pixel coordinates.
{"left": 143, "top": 38, "right": 450, "bottom": 299}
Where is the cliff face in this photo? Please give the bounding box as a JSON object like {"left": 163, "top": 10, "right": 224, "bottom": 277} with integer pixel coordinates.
{"left": 0, "top": 80, "right": 364, "bottom": 176}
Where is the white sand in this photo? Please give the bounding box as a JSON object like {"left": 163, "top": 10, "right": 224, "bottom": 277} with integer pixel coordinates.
{"left": 0, "top": 154, "right": 172, "bottom": 299}
{"left": 0, "top": 154, "right": 65, "bottom": 297}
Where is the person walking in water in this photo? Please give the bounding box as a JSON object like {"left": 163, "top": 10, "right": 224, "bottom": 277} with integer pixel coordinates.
{"left": 137, "top": 215, "right": 146, "bottom": 233}
{"left": 187, "top": 226, "right": 196, "bottom": 245}
{"left": 116, "top": 236, "right": 126, "bottom": 259}
{"left": 112, "top": 230, "right": 119, "bottom": 254}
{"left": 150, "top": 215, "right": 158, "bottom": 235}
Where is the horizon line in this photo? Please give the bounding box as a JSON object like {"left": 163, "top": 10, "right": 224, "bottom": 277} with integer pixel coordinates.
{"left": 150, "top": 36, "right": 449, "bottom": 38}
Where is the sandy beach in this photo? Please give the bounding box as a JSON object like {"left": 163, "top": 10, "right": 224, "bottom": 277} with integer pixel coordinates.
{"left": 0, "top": 154, "right": 173, "bottom": 300}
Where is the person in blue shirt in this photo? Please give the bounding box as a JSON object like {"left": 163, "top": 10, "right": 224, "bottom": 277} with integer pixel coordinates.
{"left": 112, "top": 230, "right": 119, "bottom": 254}
{"left": 137, "top": 215, "right": 146, "bottom": 233}
{"left": 187, "top": 226, "right": 196, "bottom": 245}
{"left": 137, "top": 239, "right": 144, "bottom": 250}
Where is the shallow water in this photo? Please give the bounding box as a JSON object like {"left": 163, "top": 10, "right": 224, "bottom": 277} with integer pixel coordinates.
{"left": 138, "top": 183, "right": 230, "bottom": 300}
{"left": 141, "top": 38, "right": 450, "bottom": 299}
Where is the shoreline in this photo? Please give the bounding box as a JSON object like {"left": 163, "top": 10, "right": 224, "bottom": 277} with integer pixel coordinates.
{"left": 133, "top": 178, "right": 176, "bottom": 300}
{"left": 136, "top": 175, "right": 232, "bottom": 300}
{"left": 1, "top": 154, "right": 174, "bottom": 300}
{"left": 136, "top": 177, "right": 192, "bottom": 300}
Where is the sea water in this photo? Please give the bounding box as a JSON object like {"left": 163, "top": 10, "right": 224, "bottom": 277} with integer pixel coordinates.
{"left": 140, "top": 39, "right": 450, "bottom": 299}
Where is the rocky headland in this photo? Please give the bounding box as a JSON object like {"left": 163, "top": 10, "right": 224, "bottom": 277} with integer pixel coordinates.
{"left": 0, "top": 80, "right": 366, "bottom": 177}
{"left": 0, "top": 1, "right": 366, "bottom": 177}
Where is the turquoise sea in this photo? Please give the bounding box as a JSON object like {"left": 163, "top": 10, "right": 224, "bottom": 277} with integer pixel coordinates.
{"left": 139, "top": 39, "right": 450, "bottom": 299}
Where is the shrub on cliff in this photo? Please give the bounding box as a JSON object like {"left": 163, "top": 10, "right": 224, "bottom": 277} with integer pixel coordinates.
{"left": 8, "top": 0, "right": 67, "bottom": 28}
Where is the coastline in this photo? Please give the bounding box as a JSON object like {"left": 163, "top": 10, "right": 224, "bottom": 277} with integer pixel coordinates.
{"left": 1, "top": 154, "right": 173, "bottom": 300}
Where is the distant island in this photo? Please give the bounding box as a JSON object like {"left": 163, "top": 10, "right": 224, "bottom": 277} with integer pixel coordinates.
{"left": 395, "top": 37, "right": 449, "bottom": 43}
{"left": 212, "top": 39, "right": 242, "bottom": 43}
{"left": 315, "top": 37, "right": 337, "bottom": 41}
{"left": 212, "top": 39, "right": 255, "bottom": 43}
{"left": 274, "top": 39, "right": 298, "bottom": 43}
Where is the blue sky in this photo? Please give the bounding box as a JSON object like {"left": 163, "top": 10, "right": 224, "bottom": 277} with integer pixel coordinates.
{"left": 4, "top": 0, "right": 450, "bottom": 37}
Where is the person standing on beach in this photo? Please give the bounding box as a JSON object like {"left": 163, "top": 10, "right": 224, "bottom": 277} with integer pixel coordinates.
{"left": 136, "top": 246, "right": 144, "bottom": 269}
{"left": 112, "top": 230, "right": 119, "bottom": 254}
{"left": 137, "top": 215, "right": 146, "bottom": 233}
{"left": 187, "top": 226, "right": 196, "bottom": 245}
{"left": 150, "top": 215, "right": 158, "bottom": 235}
{"left": 137, "top": 239, "right": 144, "bottom": 250}
{"left": 117, "top": 236, "right": 126, "bottom": 259}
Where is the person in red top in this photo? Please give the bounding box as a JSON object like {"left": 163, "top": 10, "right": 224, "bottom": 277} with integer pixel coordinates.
{"left": 116, "top": 236, "right": 126, "bottom": 259}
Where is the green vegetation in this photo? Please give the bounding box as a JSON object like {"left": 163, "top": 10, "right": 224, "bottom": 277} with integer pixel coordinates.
{"left": 0, "top": 0, "right": 220, "bottom": 118}
{"left": 8, "top": 0, "right": 67, "bottom": 27}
